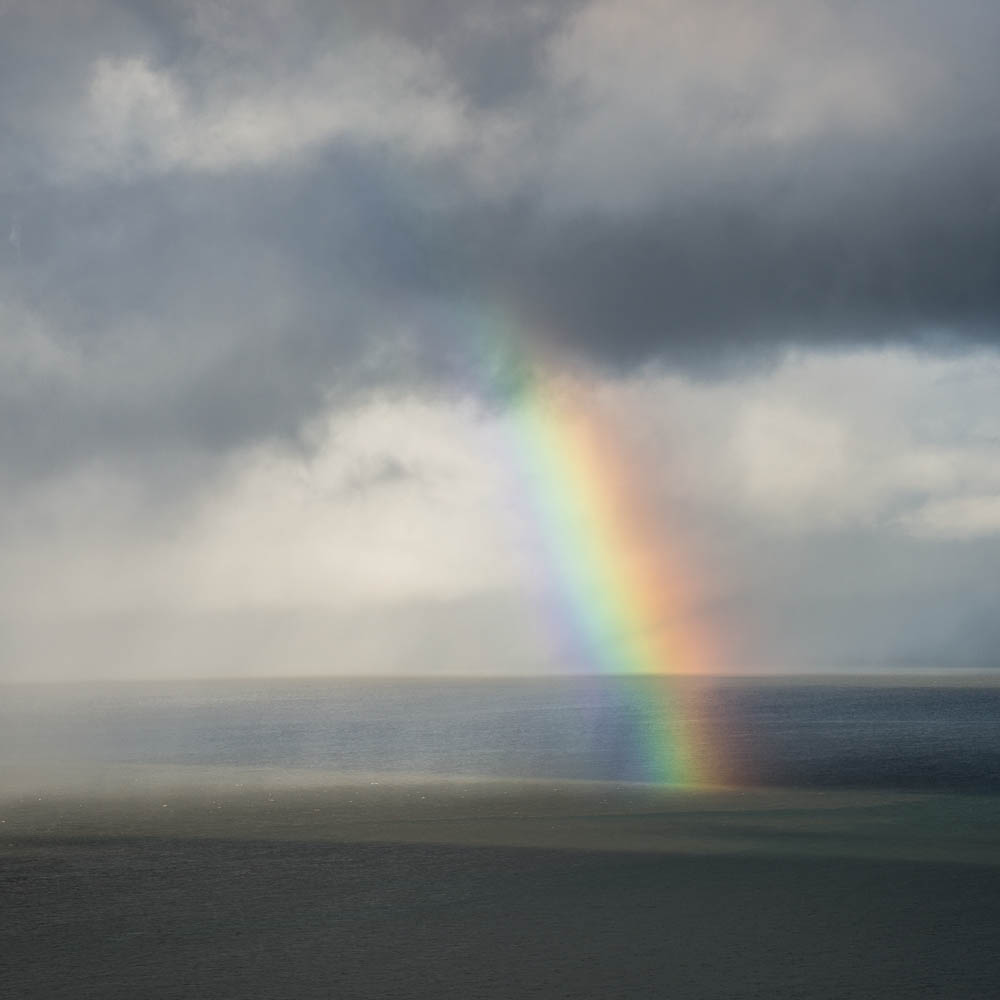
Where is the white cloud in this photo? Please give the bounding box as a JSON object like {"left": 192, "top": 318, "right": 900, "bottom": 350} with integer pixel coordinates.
{"left": 597, "top": 346, "right": 1000, "bottom": 534}
{"left": 44, "top": 0, "right": 937, "bottom": 200}
{"left": 540, "top": 0, "right": 932, "bottom": 211}
{"left": 183, "top": 397, "right": 527, "bottom": 610}
{"left": 897, "top": 495, "right": 1000, "bottom": 540}
{"left": 0, "top": 392, "right": 560, "bottom": 679}
{"left": 11, "top": 346, "right": 998, "bottom": 606}
{"left": 732, "top": 402, "right": 850, "bottom": 518}
{"left": 66, "top": 44, "right": 473, "bottom": 177}
{"left": 4, "top": 343, "right": 999, "bottom": 679}
{"left": 1, "top": 396, "right": 527, "bottom": 619}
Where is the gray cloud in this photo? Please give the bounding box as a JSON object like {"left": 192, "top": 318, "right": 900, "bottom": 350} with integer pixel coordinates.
{"left": 0, "top": 0, "right": 998, "bottom": 491}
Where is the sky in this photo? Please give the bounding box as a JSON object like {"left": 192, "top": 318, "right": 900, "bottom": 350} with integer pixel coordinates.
{"left": 1, "top": 0, "right": 999, "bottom": 681}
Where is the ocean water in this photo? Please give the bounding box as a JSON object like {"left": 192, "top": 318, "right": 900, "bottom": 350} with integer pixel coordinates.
{"left": 2, "top": 675, "right": 999, "bottom": 792}
{"left": 4, "top": 676, "right": 1000, "bottom": 1000}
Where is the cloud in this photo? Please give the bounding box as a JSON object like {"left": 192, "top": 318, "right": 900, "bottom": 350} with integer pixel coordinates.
{"left": 897, "top": 496, "right": 1000, "bottom": 540}
{"left": 476, "top": 0, "right": 1000, "bottom": 359}
{"left": 0, "top": 0, "right": 998, "bottom": 495}
{"left": 0, "top": 396, "right": 526, "bottom": 619}
{"left": 542, "top": 0, "right": 920, "bottom": 209}
{"left": 75, "top": 47, "right": 468, "bottom": 177}
{"left": 4, "top": 344, "right": 997, "bottom": 678}
{"left": 732, "top": 402, "right": 850, "bottom": 518}
{"left": 14, "top": 1, "right": 545, "bottom": 187}
{"left": 0, "top": 391, "right": 553, "bottom": 680}
{"left": 603, "top": 346, "right": 1000, "bottom": 534}
{"left": 588, "top": 346, "right": 1000, "bottom": 669}
{"left": 1, "top": 0, "right": 1000, "bottom": 678}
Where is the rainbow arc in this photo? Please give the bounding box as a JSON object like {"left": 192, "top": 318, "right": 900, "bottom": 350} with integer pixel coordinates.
{"left": 472, "top": 308, "right": 721, "bottom": 785}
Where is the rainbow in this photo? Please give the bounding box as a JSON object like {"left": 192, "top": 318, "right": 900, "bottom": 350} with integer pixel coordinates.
{"left": 471, "top": 308, "right": 720, "bottom": 786}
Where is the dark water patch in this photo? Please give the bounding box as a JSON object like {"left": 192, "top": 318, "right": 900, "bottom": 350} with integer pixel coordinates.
{"left": 3, "top": 836, "right": 999, "bottom": 999}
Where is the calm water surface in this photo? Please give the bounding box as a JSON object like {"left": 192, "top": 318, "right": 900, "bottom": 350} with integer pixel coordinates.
{"left": 3, "top": 676, "right": 999, "bottom": 792}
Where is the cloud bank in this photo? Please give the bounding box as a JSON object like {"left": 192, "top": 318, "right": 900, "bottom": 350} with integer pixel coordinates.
{"left": 1, "top": 0, "right": 998, "bottom": 677}
{"left": 1, "top": 0, "right": 997, "bottom": 479}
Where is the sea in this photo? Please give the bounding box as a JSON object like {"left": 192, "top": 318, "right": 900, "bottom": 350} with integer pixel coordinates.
{"left": 3, "top": 675, "right": 999, "bottom": 793}
{"left": 4, "top": 675, "right": 1000, "bottom": 1000}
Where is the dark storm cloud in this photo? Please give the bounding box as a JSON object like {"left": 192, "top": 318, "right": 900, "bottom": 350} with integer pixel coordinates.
{"left": 509, "top": 148, "right": 1000, "bottom": 367}
{"left": 0, "top": 172, "right": 363, "bottom": 485}
{"left": 0, "top": 0, "right": 585, "bottom": 487}
{"left": 1, "top": 0, "right": 999, "bottom": 486}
